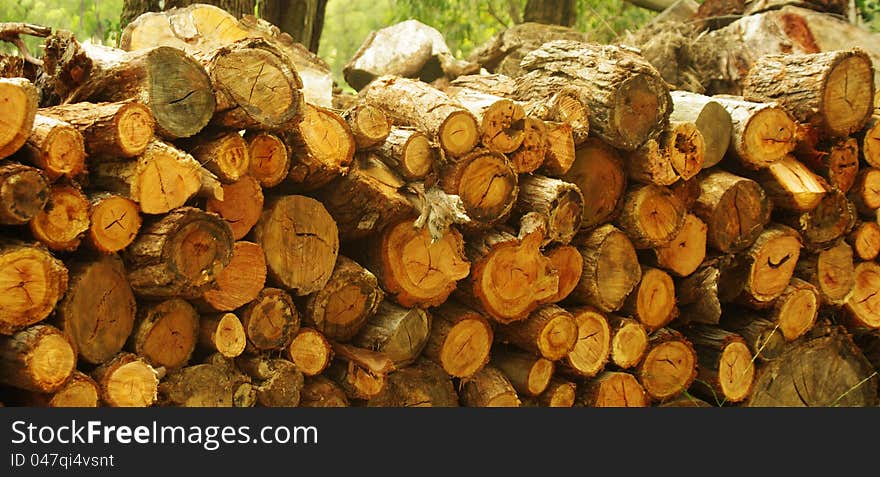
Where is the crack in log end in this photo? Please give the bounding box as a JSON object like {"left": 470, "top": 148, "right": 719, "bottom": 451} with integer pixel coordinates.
{"left": 767, "top": 254, "right": 791, "bottom": 269}
{"left": 168, "top": 90, "right": 196, "bottom": 105}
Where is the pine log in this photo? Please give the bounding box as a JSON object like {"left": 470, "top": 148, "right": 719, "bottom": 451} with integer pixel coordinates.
{"left": 577, "top": 371, "right": 649, "bottom": 407}
{"left": 439, "top": 149, "right": 518, "bottom": 229}
{"left": 509, "top": 117, "right": 548, "bottom": 174}
{"left": 19, "top": 114, "right": 86, "bottom": 181}
{"left": 0, "top": 242, "right": 67, "bottom": 336}
{"left": 181, "top": 131, "right": 250, "bottom": 184}
{"left": 344, "top": 104, "right": 391, "bottom": 150}
{"left": 245, "top": 131, "right": 289, "bottom": 189}
{"left": 236, "top": 355, "right": 304, "bottom": 407}
{"left": 28, "top": 184, "right": 89, "bottom": 252}
{"left": 287, "top": 327, "right": 333, "bottom": 377}
{"left": 607, "top": 315, "right": 649, "bottom": 370}
{"left": 721, "top": 309, "right": 787, "bottom": 362}
{"left": 795, "top": 241, "right": 855, "bottom": 306}
{"left": 460, "top": 365, "right": 521, "bottom": 407}
{"left": 85, "top": 193, "right": 141, "bottom": 253}
{"left": 519, "top": 40, "right": 672, "bottom": 151}
{"left": 669, "top": 91, "right": 732, "bottom": 169}
{"left": 422, "top": 301, "right": 493, "bottom": 379}
{"left": 198, "top": 312, "right": 246, "bottom": 359}
{"left": 769, "top": 278, "right": 819, "bottom": 341}
{"left": 195, "top": 241, "right": 267, "bottom": 312}
{"left": 129, "top": 298, "right": 199, "bottom": 370}
{"left": 676, "top": 265, "right": 723, "bottom": 326}
{"left": 754, "top": 155, "right": 828, "bottom": 212}
{"left": 679, "top": 325, "right": 755, "bottom": 405}
{"left": 366, "top": 358, "right": 459, "bottom": 407}
{"left": 636, "top": 328, "right": 698, "bottom": 402}
{"left": 693, "top": 170, "right": 771, "bottom": 253}
{"left": 623, "top": 266, "right": 678, "bottom": 331}
{"left": 46, "top": 371, "right": 101, "bottom": 407}
{"left": 92, "top": 352, "right": 159, "bottom": 407}
{"left": 446, "top": 87, "right": 525, "bottom": 154}
{"left": 240, "top": 287, "right": 300, "bottom": 353}
{"left": 617, "top": 183, "right": 687, "bottom": 249}
{"left": 55, "top": 254, "right": 134, "bottom": 365}
{"left": 561, "top": 138, "right": 627, "bottom": 230}
{"left": 492, "top": 347, "right": 554, "bottom": 397}
{"left": 124, "top": 206, "right": 234, "bottom": 299}
{"left": 373, "top": 127, "right": 437, "bottom": 181}
{"left": 541, "top": 245, "right": 583, "bottom": 304}
{"left": 845, "top": 261, "right": 880, "bottom": 329}
{"left": 541, "top": 121, "right": 576, "bottom": 176}
{"left": 39, "top": 100, "right": 154, "bottom": 159}
{"left": 848, "top": 167, "right": 880, "bottom": 216}
{"left": 743, "top": 49, "right": 874, "bottom": 138}
{"left": 0, "top": 77, "right": 37, "bottom": 160}
{"left": 252, "top": 195, "right": 339, "bottom": 296}
{"left": 513, "top": 174, "right": 583, "bottom": 246}
{"left": 777, "top": 188, "right": 857, "bottom": 251}
{"left": 710, "top": 95, "right": 797, "bottom": 169}
{"left": 351, "top": 301, "right": 431, "bottom": 367}
{"left": 562, "top": 307, "right": 612, "bottom": 377}
{"left": 651, "top": 213, "right": 708, "bottom": 277}
{"left": 847, "top": 221, "right": 880, "bottom": 261}
{"left": 0, "top": 324, "right": 76, "bottom": 393}
{"left": 0, "top": 163, "right": 49, "bottom": 225}
{"left": 284, "top": 102, "right": 355, "bottom": 191}
{"left": 300, "top": 376, "right": 350, "bottom": 407}
{"left": 568, "top": 224, "right": 641, "bottom": 313}
{"left": 301, "top": 256, "right": 383, "bottom": 342}
{"left": 497, "top": 304, "right": 578, "bottom": 361}
{"left": 358, "top": 76, "right": 480, "bottom": 158}
{"left": 723, "top": 224, "right": 803, "bottom": 308}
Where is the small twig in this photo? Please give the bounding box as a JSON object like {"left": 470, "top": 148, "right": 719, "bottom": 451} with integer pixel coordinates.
{"left": 0, "top": 22, "right": 52, "bottom": 66}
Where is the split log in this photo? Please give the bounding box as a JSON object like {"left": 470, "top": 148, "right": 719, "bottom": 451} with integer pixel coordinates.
{"left": 768, "top": 278, "right": 819, "bottom": 341}
{"left": 848, "top": 167, "right": 880, "bottom": 216}
{"left": 198, "top": 313, "right": 246, "bottom": 359}
{"left": 129, "top": 298, "right": 199, "bottom": 370}
{"left": 754, "top": 155, "right": 827, "bottom": 212}
{"left": 577, "top": 371, "right": 649, "bottom": 407}
{"left": 693, "top": 170, "right": 771, "bottom": 253}
{"left": 679, "top": 325, "right": 755, "bottom": 405}
{"left": 367, "top": 358, "right": 459, "bottom": 407}
{"left": 519, "top": 40, "right": 672, "bottom": 151}
{"left": 39, "top": 100, "right": 154, "bottom": 159}
{"left": 28, "top": 184, "right": 90, "bottom": 252}
{"left": 777, "top": 188, "right": 857, "bottom": 251}
{"left": 669, "top": 91, "right": 732, "bottom": 169}
{"left": 351, "top": 300, "right": 431, "bottom": 367}
{"left": 439, "top": 149, "right": 518, "bottom": 229}
{"left": 240, "top": 287, "right": 300, "bottom": 353}
{"left": 743, "top": 49, "right": 874, "bottom": 138}
{"left": 795, "top": 241, "right": 855, "bottom": 306}
{"left": 497, "top": 304, "right": 578, "bottom": 361}
{"left": 617, "top": 184, "right": 687, "bottom": 249}
{"left": 721, "top": 309, "right": 787, "bottom": 362}
{"left": 460, "top": 365, "right": 521, "bottom": 407}
{"left": 607, "top": 315, "right": 649, "bottom": 370}
{"left": 124, "top": 206, "right": 234, "bottom": 299}
{"left": 55, "top": 254, "right": 134, "bottom": 365}
{"left": 344, "top": 104, "right": 391, "bottom": 150}
{"left": 0, "top": 242, "right": 68, "bottom": 335}
{"left": 541, "top": 245, "right": 583, "bottom": 304}
{"left": 252, "top": 195, "right": 339, "bottom": 296}
{"left": 845, "top": 261, "right": 880, "bottom": 329}
{"left": 651, "top": 213, "right": 708, "bottom": 277}
{"left": 0, "top": 77, "right": 37, "bottom": 160}
{"left": 847, "top": 221, "right": 880, "bottom": 261}
{"left": 561, "top": 138, "right": 627, "bottom": 230}
{"left": 245, "top": 131, "right": 289, "bottom": 189}
{"left": 19, "top": 114, "right": 86, "bottom": 181}
{"left": 302, "top": 256, "right": 383, "bottom": 342}
{"left": 45, "top": 371, "right": 100, "bottom": 407}
{"left": 0, "top": 163, "right": 49, "bottom": 225}
{"left": 622, "top": 266, "right": 678, "bottom": 332}
{"left": 196, "top": 241, "right": 267, "bottom": 312}
{"left": 636, "top": 328, "right": 698, "bottom": 402}
{"left": 182, "top": 131, "right": 250, "bottom": 184}
{"left": 204, "top": 175, "right": 263, "bottom": 241}
{"left": 287, "top": 328, "right": 333, "bottom": 377}
{"left": 300, "top": 376, "right": 349, "bottom": 407}
{"left": 568, "top": 224, "right": 641, "bottom": 313}
{"left": 722, "top": 224, "right": 802, "bottom": 308}
{"left": 710, "top": 95, "right": 797, "bottom": 169}
{"left": 509, "top": 117, "right": 548, "bottom": 174}
{"left": 236, "top": 356, "right": 304, "bottom": 407}
{"left": 492, "top": 347, "right": 554, "bottom": 397}
{"left": 91, "top": 352, "right": 158, "bottom": 407}
{"left": 513, "top": 175, "right": 583, "bottom": 246}
{"left": 562, "top": 307, "right": 612, "bottom": 377}
{"left": 446, "top": 87, "right": 525, "bottom": 154}
{"left": 85, "top": 193, "right": 141, "bottom": 253}
{"left": 0, "top": 324, "right": 75, "bottom": 393}
{"left": 422, "top": 302, "right": 493, "bottom": 379}
{"left": 373, "top": 127, "right": 437, "bottom": 181}
{"left": 284, "top": 103, "right": 355, "bottom": 191}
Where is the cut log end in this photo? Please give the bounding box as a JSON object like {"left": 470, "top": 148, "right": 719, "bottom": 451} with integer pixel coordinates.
{"left": 49, "top": 372, "right": 100, "bottom": 407}
{"left": 695, "top": 171, "right": 770, "bottom": 254}
{"left": 287, "top": 328, "right": 332, "bottom": 376}
{"left": 0, "top": 244, "right": 68, "bottom": 336}
{"left": 610, "top": 317, "right": 648, "bottom": 370}
{"left": 562, "top": 139, "right": 626, "bottom": 229}
{"left": 438, "top": 110, "right": 479, "bottom": 157}
{"left": 638, "top": 330, "right": 698, "bottom": 402}
{"left": 145, "top": 47, "right": 216, "bottom": 139}
{"left": 0, "top": 78, "right": 37, "bottom": 160}
{"left": 87, "top": 194, "right": 141, "bottom": 253}
{"left": 443, "top": 149, "right": 518, "bottom": 226}
{"left": 241, "top": 288, "right": 300, "bottom": 352}
{"left": 772, "top": 279, "right": 819, "bottom": 341}
{"left": 565, "top": 307, "right": 611, "bottom": 377}
{"left": 571, "top": 225, "right": 641, "bottom": 313}
{"left": 133, "top": 298, "right": 199, "bottom": 370}
{"left": 653, "top": 213, "right": 708, "bottom": 277}
{"left": 205, "top": 176, "right": 264, "bottom": 241}
{"left": 94, "top": 354, "right": 158, "bottom": 408}
{"left": 579, "top": 372, "right": 648, "bottom": 407}
{"left": 618, "top": 184, "right": 686, "bottom": 249}
{"left": 625, "top": 267, "right": 677, "bottom": 332}
{"left": 542, "top": 245, "right": 582, "bottom": 303}
{"left": 29, "top": 185, "right": 90, "bottom": 252}
{"left": 822, "top": 54, "right": 874, "bottom": 137}
{"left": 718, "top": 340, "right": 755, "bottom": 403}
{"left": 510, "top": 117, "right": 547, "bottom": 174}
{"left": 613, "top": 74, "right": 669, "bottom": 151}
{"left": 846, "top": 262, "right": 880, "bottom": 329}
{"left": 246, "top": 132, "right": 289, "bottom": 188}
{"left": 0, "top": 325, "right": 76, "bottom": 393}
{"left": 114, "top": 102, "right": 155, "bottom": 157}
{"left": 348, "top": 104, "right": 392, "bottom": 149}
{"left": 200, "top": 313, "right": 246, "bottom": 358}
{"left": 848, "top": 221, "right": 880, "bottom": 261}
{"left": 0, "top": 164, "right": 49, "bottom": 226}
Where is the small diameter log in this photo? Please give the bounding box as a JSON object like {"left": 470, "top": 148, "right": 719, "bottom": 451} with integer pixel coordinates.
{"left": 743, "top": 49, "right": 874, "bottom": 138}
{"left": 439, "top": 148, "right": 518, "bottom": 228}
{"left": 365, "top": 218, "right": 469, "bottom": 308}
{"left": 351, "top": 300, "right": 431, "bottom": 367}
{"left": 129, "top": 298, "right": 199, "bottom": 370}
{"left": 693, "top": 170, "right": 771, "bottom": 254}
{"left": 19, "top": 114, "right": 86, "bottom": 181}
{"left": 679, "top": 325, "right": 755, "bottom": 405}
{"left": 798, "top": 136, "right": 859, "bottom": 194}
{"left": 205, "top": 176, "right": 263, "bottom": 241}
{"left": 847, "top": 221, "right": 880, "bottom": 261}
{"left": 623, "top": 267, "right": 678, "bottom": 332}
{"left": 532, "top": 378, "right": 577, "bottom": 407}
{"left": 513, "top": 175, "right": 583, "bottom": 246}
{"left": 563, "top": 307, "right": 612, "bottom": 377}
{"left": 28, "top": 184, "right": 90, "bottom": 252}
{"left": 158, "top": 362, "right": 248, "bottom": 407}
{"left": 0, "top": 325, "right": 76, "bottom": 393}
{"left": 607, "top": 315, "right": 648, "bottom": 370}
{"left": 541, "top": 245, "right": 582, "bottom": 304}
{"left": 314, "top": 153, "right": 414, "bottom": 242}
{"left": 92, "top": 352, "right": 159, "bottom": 407}
{"left": 183, "top": 131, "right": 250, "bottom": 184}
{"left": 89, "top": 140, "right": 205, "bottom": 215}
{"left": 577, "top": 371, "right": 648, "bottom": 407}
{"left": 245, "top": 131, "right": 289, "bottom": 189}
{"left": 302, "top": 256, "right": 383, "bottom": 342}
{"left": 617, "top": 184, "right": 686, "bottom": 249}
{"left": 287, "top": 328, "right": 333, "bottom": 376}
{"left": 253, "top": 195, "right": 339, "bottom": 296}
{"left": 726, "top": 224, "right": 803, "bottom": 308}
{"left": 85, "top": 193, "right": 141, "bottom": 253}
{"left": 497, "top": 304, "right": 578, "bottom": 361}
{"left": 519, "top": 40, "right": 672, "bottom": 151}
{"left": 849, "top": 167, "right": 880, "bottom": 216}
{"left": 284, "top": 103, "right": 355, "bottom": 191}
{"left": 459, "top": 228, "right": 557, "bottom": 323}
{"left": 236, "top": 356, "right": 304, "bottom": 407}
{"left": 55, "top": 254, "right": 134, "bottom": 365}
{"left": 492, "top": 347, "right": 554, "bottom": 397}
{"left": 0, "top": 77, "right": 37, "bottom": 160}
{"left": 325, "top": 359, "right": 388, "bottom": 402}
{"left": 769, "top": 278, "right": 820, "bottom": 341}
{"left": 778, "top": 188, "right": 857, "bottom": 252}
{"left": 0, "top": 242, "right": 67, "bottom": 336}
{"left": 845, "top": 261, "right": 880, "bottom": 329}
{"left": 39, "top": 100, "right": 154, "bottom": 159}
{"left": 509, "top": 117, "right": 548, "bottom": 174}
{"left": 755, "top": 155, "right": 828, "bottom": 212}
{"left": 344, "top": 104, "right": 391, "bottom": 150}
{"left": 240, "top": 287, "right": 301, "bottom": 353}
{"left": 359, "top": 75, "right": 479, "bottom": 158}
{"left": 561, "top": 138, "right": 626, "bottom": 230}
{"left": 47, "top": 372, "right": 100, "bottom": 407}
{"left": 676, "top": 266, "right": 723, "bottom": 326}
{"left": 669, "top": 91, "right": 732, "bottom": 169}
{"left": 447, "top": 87, "right": 525, "bottom": 154}
{"left": 374, "top": 127, "right": 437, "bottom": 181}
{"left": 859, "top": 116, "right": 880, "bottom": 168}
{"left": 540, "top": 121, "right": 576, "bottom": 177}
{"left": 423, "top": 302, "right": 493, "bottom": 379}
{"left": 569, "top": 224, "right": 641, "bottom": 313}
{"left": 300, "top": 376, "right": 349, "bottom": 407}
{"left": 795, "top": 241, "right": 855, "bottom": 306}
{"left": 636, "top": 328, "right": 698, "bottom": 403}
{"left": 196, "top": 241, "right": 266, "bottom": 312}
{"left": 460, "top": 364, "right": 521, "bottom": 407}
{"left": 199, "top": 313, "right": 246, "bottom": 359}
{"left": 721, "top": 310, "right": 786, "bottom": 362}
{"left": 710, "top": 95, "right": 797, "bottom": 170}
{"left": 367, "top": 358, "right": 459, "bottom": 407}
{"left": 0, "top": 163, "right": 49, "bottom": 225}
{"left": 509, "top": 75, "right": 591, "bottom": 144}
{"left": 652, "top": 213, "right": 708, "bottom": 278}
{"left": 125, "top": 207, "right": 234, "bottom": 299}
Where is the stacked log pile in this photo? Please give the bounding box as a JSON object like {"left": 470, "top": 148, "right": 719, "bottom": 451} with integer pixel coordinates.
{"left": 0, "top": 3, "right": 878, "bottom": 408}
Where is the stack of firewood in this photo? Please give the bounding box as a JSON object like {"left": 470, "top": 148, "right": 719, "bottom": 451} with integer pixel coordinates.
{"left": 0, "top": 3, "right": 877, "bottom": 408}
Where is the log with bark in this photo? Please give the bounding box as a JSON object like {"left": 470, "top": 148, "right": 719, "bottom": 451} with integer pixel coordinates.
{"left": 0, "top": 77, "right": 38, "bottom": 160}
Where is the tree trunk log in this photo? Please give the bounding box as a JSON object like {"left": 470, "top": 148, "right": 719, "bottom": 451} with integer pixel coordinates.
{"left": 129, "top": 297, "right": 199, "bottom": 370}
{"left": 351, "top": 300, "right": 431, "bottom": 367}
{"left": 491, "top": 346, "right": 554, "bottom": 397}
{"left": 0, "top": 163, "right": 49, "bottom": 225}
{"left": 623, "top": 266, "right": 678, "bottom": 331}
{"left": 245, "top": 131, "right": 289, "bottom": 188}
{"left": 0, "top": 324, "right": 76, "bottom": 393}
{"left": 239, "top": 287, "right": 300, "bottom": 353}
{"left": 678, "top": 325, "right": 756, "bottom": 404}
{"left": 795, "top": 241, "right": 855, "bottom": 306}
{"left": 636, "top": 328, "right": 698, "bottom": 402}
{"left": 198, "top": 312, "right": 246, "bottom": 359}
{"left": 651, "top": 213, "right": 708, "bottom": 277}
{"left": 844, "top": 261, "right": 880, "bottom": 329}
{"left": 560, "top": 138, "right": 627, "bottom": 230}
{"left": 38, "top": 100, "right": 154, "bottom": 159}
{"left": 459, "top": 365, "right": 521, "bottom": 407}
{"left": 19, "top": 114, "right": 86, "bottom": 181}
{"left": 85, "top": 193, "right": 141, "bottom": 254}
{"left": 287, "top": 327, "right": 333, "bottom": 376}
{"left": 301, "top": 255, "right": 383, "bottom": 342}
{"left": 568, "top": 224, "right": 641, "bottom": 313}
{"left": 439, "top": 149, "right": 518, "bottom": 230}
{"left": 372, "top": 127, "right": 437, "bottom": 181}
{"left": 0, "top": 77, "right": 37, "bottom": 160}
{"left": 91, "top": 352, "right": 159, "bottom": 407}
{"left": 607, "top": 315, "right": 649, "bottom": 370}
{"left": 577, "top": 371, "right": 649, "bottom": 407}
{"left": 283, "top": 102, "right": 355, "bottom": 191}
{"left": 669, "top": 91, "right": 732, "bottom": 169}
{"left": 497, "top": 304, "right": 578, "bottom": 361}
{"left": 710, "top": 95, "right": 797, "bottom": 170}
{"left": 693, "top": 170, "right": 771, "bottom": 253}
{"left": 28, "top": 184, "right": 90, "bottom": 252}
{"left": 422, "top": 301, "right": 493, "bottom": 379}
{"left": 195, "top": 241, "right": 267, "bottom": 312}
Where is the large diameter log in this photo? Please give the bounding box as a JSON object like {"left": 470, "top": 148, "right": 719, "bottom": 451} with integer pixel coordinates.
{"left": 302, "top": 256, "right": 383, "bottom": 342}
{"left": 563, "top": 307, "right": 612, "bottom": 378}
{"left": 196, "top": 241, "right": 267, "bottom": 312}
{"left": 359, "top": 75, "right": 479, "bottom": 158}
{"left": 284, "top": 103, "right": 355, "bottom": 192}
{"left": 351, "top": 301, "right": 431, "bottom": 367}
{"left": 0, "top": 242, "right": 67, "bottom": 336}
{"left": 711, "top": 95, "right": 797, "bottom": 169}
{"left": 55, "top": 254, "right": 135, "bottom": 365}
{"left": 679, "top": 325, "right": 755, "bottom": 405}
{"left": 795, "top": 241, "right": 855, "bottom": 306}
{"left": 92, "top": 352, "right": 159, "bottom": 407}
{"left": 86, "top": 193, "right": 141, "bottom": 254}
{"left": 561, "top": 138, "right": 627, "bottom": 230}
{"left": 129, "top": 298, "right": 199, "bottom": 370}
{"left": 636, "top": 328, "right": 698, "bottom": 402}
{"left": 0, "top": 324, "right": 76, "bottom": 393}
{"left": 755, "top": 155, "right": 828, "bottom": 212}
{"left": 652, "top": 213, "right": 708, "bottom": 277}
{"left": 520, "top": 40, "right": 672, "bottom": 151}
{"left": 743, "top": 49, "right": 874, "bottom": 138}
{"left": 845, "top": 262, "right": 880, "bottom": 329}
{"left": 513, "top": 175, "right": 583, "bottom": 246}
{"left": 0, "top": 77, "right": 37, "bottom": 160}
{"left": 497, "top": 304, "right": 578, "bottom": 361}
{"left": 723, "top": 224, "right": 803, "bottom": 308}
{"left": 693, "top": 170, "right": 771, "bottom": 253}
{"left": 447, "top": 87, "right": 525, "bottom": 154}
{"left": 669, "top": 91, "right": 732, "bottom": 168}
{"left": 252, "top": 195, "right": 339, "bottom": 296}
{"left": 568, "top": 224, "right": 642, "bottom": 313}
{"left": 577, "top": 371, "right": 649, "bottom": 407}
{"left": 240, "top": 288, "right": 301, "bottom": 353}
{"left": 125, "top": 207, "right": 234, "bottom": 299}
{"left": 367, "top": 358, "right": 459, "bottom": 407}
{"left": 423, "top": 302, "right": 493, "bottom": 379}
{"left": 778, "top": 188, "right": 857, "bottom": 252}
{"left": 492, "top": 347, "right": 554, "bottom": 397}
{"left": 617, "top": 184, "right": 687, "bottom": 249}
{"left": 364, "top": 218, "right": 469, "bottom": 309}
{"left": 460, "top": 365, "right": 521, "bottom": 407}
{"left": 39, "top": 101, "right": 154, "bottom": 159}
{"left": 623, "top": 267, "right": 678, "bottom": 331}
{"left": 245, "top": 131, "right": 289, "bottom": 189}
{"left": 373, "top": 127, "right": 437, "bottom": 181}
{"left": 0, "top": 163, "right": 49, "bottom": 225}
{"left": 28, "top": 184, "right": 90, "bottom": 252}
{"left": 19, "top": 114, "right": 86, "bottom": 181}
{"left": 439, "top": 149, "right": 518, "bottom": 229}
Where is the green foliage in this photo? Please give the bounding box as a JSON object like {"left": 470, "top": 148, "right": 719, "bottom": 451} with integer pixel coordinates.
{"left": 318, "top": 0, "right": 396, "bottom": 89}
{"left": 0, "top": 0, "right": 123, "bottom": 55}
{"left": 857, "top": 0, "right": 880, "bottom": 32}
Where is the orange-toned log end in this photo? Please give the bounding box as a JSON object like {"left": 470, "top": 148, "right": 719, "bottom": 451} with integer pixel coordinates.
{"left": 130, "top": 298, "right": 200, "bottom": 370}
{"left": 541, "top": 245, "right": 582, "bottom": 304}
{"left": 562, "top": 138, "right": 627, "bottom": 230}
{"left": 653, "top": 213, "right": 707, "bottom": 277}
{"left": 569, "top": 224, "right": 641, "bottom": 313}
{"left": 287, "top": 328, "right": 333, "bottom": 376}
{"left": 510, "top": 117, "right": 548, "bottom": 174}
{"left": 240, "top": 287, "right": 301, "bottom": 353}
{"left": 564, "top": 307, "right": 611, "bottom": 378}
{"left": 681, "top": 325, "right": 756, "bottom": 405}
{"left": 770, "top": 278, "right": 819, "bottom": 341}
{"left": 113, "top": 102, "right": 155, "bottom": 157}
{"left": 29, "top": 185, "right": 90, "bottom": 252}
{"left": 86, "top": 194, "right": 141, "bottom": 253}
{"left": 0, "top": 325, "right": 76, "bottom": 393}
{"left": 23, "top": 115, "right": 86, "bottom": 181}
{"left": 48, "top": 371, "right": 101, "bottom": 407}
{"left": 0, "top": 243, "right": 68, "bottom": 336}
{"left": 534, "top": 378, "right": 577, "bottom": 407}
{"left": 347, "top": 104, "right": 392, "bottom": 150}
{"left": 848, "top": 221, "right": 880, "bottom": 261}
{"left": 459, "top": 365, "right": 521, "bottom": 407}
{"left": 637, "top": 329, "right": 698, "bottom": 402}
{"left": 492, "top": 347, "right": 554, "bottom": 397}
{"left": 499, "top": 304, "right": 578, "bottom": 361}
{"left": 303, "top": 256, "right": 383, "bottom": 342}
{"left": 0, "top": 77, "right": 38, "bottom": 160}
{"left": 796, "top": 241, "right": 855, "bottom": 306}
{"left": 577, "top": 371, "right": 648, "bottom": 407}
{"left": 623, "top": 266, "right": 677, "bottom": 332}
{"left": 424, "top": 303, "right": 493, "bottom": 379}
{"left": 206, "top": 175, "right": 264, "bottom": 240}
{"left": 694, "top": 170, "right": 771, "bottom": 254}
{"left": 92, "top": 353, "right": 158, "bottom": 408}
{"left": 199, "top": 313, "right": 246, "bottom": 359}
{"left": 188, "top": 131, "right": 251, "bottom": 184}
{"left": 608, "top": 316, "right": 649, "bottom": 370}
{"left": 440, "top": 149, "right": 518, "bottom": 227}
{"left": 245, "top": 131, "right": 290, "bottom": 189}
{"left": 715, "top": 338, "right": 756, "bottom": 404}
{"left": 845, "top": 261, "right": 880, "bottom": 329}
{"left": 438, "top": 110, "right": 480, "bottom": 158}
{"left": 198, "top": 241, "right": 267, "bottom": 312}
